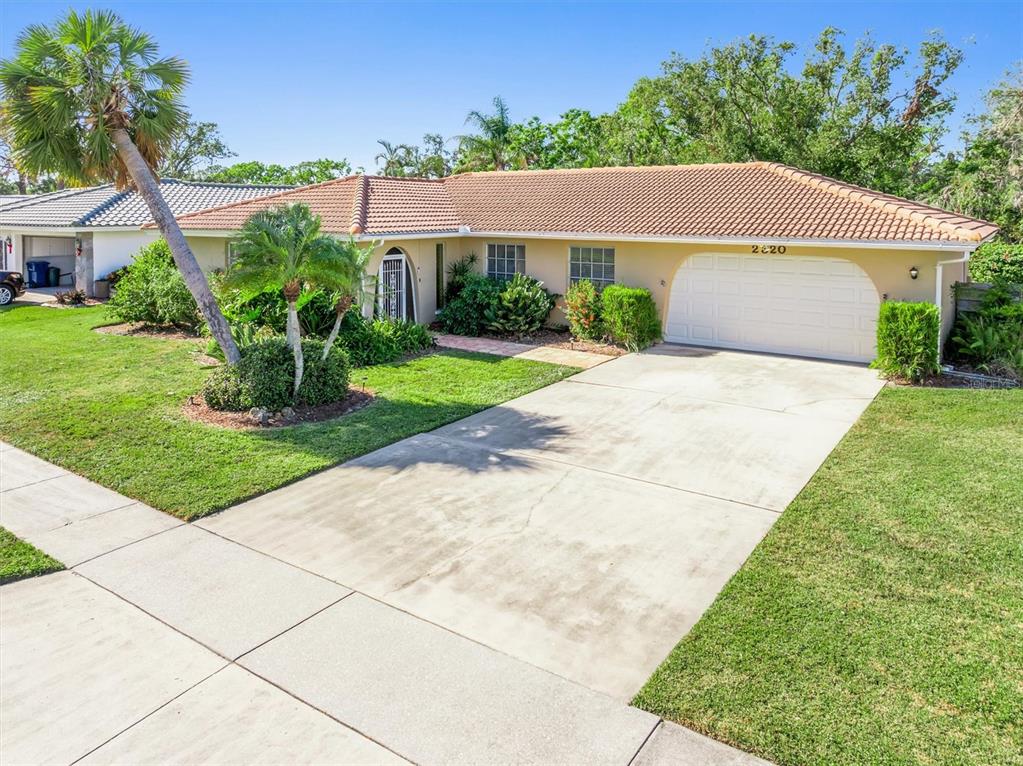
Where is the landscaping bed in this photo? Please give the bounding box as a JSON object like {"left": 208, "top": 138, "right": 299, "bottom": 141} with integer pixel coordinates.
{"left": 633, "top": 385, "right": 1023, "bottom": 766}
{"left": 183, "top": 388, "right": 375, "bottom": 429}
{"left": 0, "top": 306, "right": 576, "bottom": 520}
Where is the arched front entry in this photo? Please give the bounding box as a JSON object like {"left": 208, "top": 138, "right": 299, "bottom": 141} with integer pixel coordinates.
{"left": 665, "top": 253, "right": 880, "bottom": 363}
{"left": 377, "top": 247, "right": 417, "bottom": 321}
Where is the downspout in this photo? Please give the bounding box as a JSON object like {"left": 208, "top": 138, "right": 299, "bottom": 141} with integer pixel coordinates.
{"left": 935, "top": 250, "right": 971, "bottom": 363}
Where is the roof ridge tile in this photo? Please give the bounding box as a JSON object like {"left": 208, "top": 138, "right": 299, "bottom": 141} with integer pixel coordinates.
{"left": 350, "top": 175, "right": 369, "bottom": 235}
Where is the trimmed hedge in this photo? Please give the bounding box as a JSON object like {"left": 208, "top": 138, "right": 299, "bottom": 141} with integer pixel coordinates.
{"left": 969, "top": 243, "right": 1023, "bottom": 285}
{"left": 872, "top": 301, "right": 940, "bottom": 382}
{"left": 203, "top": 337, "right": 351, "bottom": 411}
{"left": 601, "top": 285, "right": 661, "bottom": 350}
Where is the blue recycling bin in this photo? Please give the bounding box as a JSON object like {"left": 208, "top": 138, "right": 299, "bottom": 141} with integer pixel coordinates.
{"left": 26, "top": 260, "right": 49, "bottom": 288}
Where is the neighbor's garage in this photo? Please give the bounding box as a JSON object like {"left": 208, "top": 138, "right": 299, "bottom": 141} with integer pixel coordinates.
{"left": 23, "top": 236, "right": 76, "bottom": 286}
{"left": 664, "top": 253, "right": 880, "bottom": 363}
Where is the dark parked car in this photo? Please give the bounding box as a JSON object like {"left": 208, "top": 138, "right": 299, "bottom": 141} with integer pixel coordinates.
{"left": 0, "top": 271, "right": 26, "bottom": 306}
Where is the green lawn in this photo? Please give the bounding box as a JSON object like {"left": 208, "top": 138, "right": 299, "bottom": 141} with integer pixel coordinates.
{"left": 0, "top": 306, "right": 575, "bottom": 520}
{"left": 634, "top": 386, "right": 1023, "bottom": 766}
{"left": 0, "top": 527, "right": 63, "bottom": 584}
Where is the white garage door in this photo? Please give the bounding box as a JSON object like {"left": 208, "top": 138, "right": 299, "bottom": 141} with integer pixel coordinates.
{"left": 665, "top": 253, "right": 880, "bottom": 363}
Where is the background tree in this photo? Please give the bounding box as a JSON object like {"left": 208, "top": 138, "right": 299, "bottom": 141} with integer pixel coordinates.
{"left": 226, "top": 203, "right": 351, "bottom": 395}
{"left": 921, "top": 66, "right": 1022, "bottom": 241}
{"left": 158, "top": 114, "right": 234, "bottom": 179}
{"left": 0, "top": 9, "right": 241, "bottom": 362}
{"left": 375, "top": 134, "right": 453, "bottom": 178}
{"left": 203, "top": 157, "right": 351, "bottom": 185}
{"left": 375, "top": 140, "right": 413, "bottom": 177}
{"left": 456, "top": 96, "right": 522, "bottom": 171}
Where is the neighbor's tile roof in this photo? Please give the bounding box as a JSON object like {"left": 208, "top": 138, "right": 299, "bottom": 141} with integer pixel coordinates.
{"left": 169, "top": 162, "right": 998, "bottom": 244}
{"left": 0, "top": 180, "right": 291, "bottom": 228}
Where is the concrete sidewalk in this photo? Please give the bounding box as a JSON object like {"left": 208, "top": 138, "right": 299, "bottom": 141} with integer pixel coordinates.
{"left": 0, "top": 442, "right": 770, "bottom": 765}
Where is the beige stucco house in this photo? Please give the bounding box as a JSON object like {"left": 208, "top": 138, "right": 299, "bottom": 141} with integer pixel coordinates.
{"left": 167, "top": 162, "right": 998, "bottom": 364}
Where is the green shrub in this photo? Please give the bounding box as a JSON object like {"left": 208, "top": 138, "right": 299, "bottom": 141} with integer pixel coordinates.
{"left": 107, "top": 240, "right": 199, "bottom": 328}
{"left": 564, "top": 280, "right": 603, "bottom": 340}
{"left": 437, "top": 274, "right": 501, "bottom": 336}
{"left": 483, "top": 273, "right": 557, "bottom": 336}
{"left": 327, "top": 312, "right": 433, "bottom": 366}
{"left": 968, "top": 243, "right": 1023, "bottom": 286}
{"left": 211, "top": 273, "right": 338, "bottom": 337}
{"left": 202, "top": 364, "right": 247, "bottom": 411}
{"left": 202, "top": 337, "right": 352, "bottom": 411}
{"left": 600, "top": 285, "right": 661, "bottom": 351}
{"left": 872, "top": 301, "right": 940, "bottom": 382}
{"left": 296, "top": 339, "right": 352, "bottom": 406}
{"left": 949, "top": 283, "right": 1023, "bottom": 378}
{"left": 445, "top": 252, "right": 479, "bottom": 302}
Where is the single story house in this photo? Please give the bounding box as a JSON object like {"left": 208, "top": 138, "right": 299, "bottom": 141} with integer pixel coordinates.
{"left": 0, "top": 179, "right": 290, "bottom": 293}
{"left": 165, "top": 162, "right": 995, "bottom": 364}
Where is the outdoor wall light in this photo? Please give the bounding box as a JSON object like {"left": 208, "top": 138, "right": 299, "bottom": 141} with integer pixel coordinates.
{"left": 74, "top": 236, "right": 82, "bottom": 257}
{"left": 909, "top": 266, "right": 919, "bottom": 280}
{"left": 3, "top": 236, "right": 11, "bottom": 253}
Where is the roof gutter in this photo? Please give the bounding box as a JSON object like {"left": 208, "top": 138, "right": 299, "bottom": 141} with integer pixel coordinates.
{"left": 356, "top": 229, "right": 989, "bottom": 252}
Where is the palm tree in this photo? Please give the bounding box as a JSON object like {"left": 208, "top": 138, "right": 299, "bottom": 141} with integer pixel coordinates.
{"left": 313, "top": 239, "right": 373, "bottom": 360}
{"left": 459, "top": 96, "right": 522, "bottom": 171}
{"left": 375, "top": 140, "right": 411, "bottom": 177}
{"left": 0, "top": 10, "right": 241, "bottom": 363}
{"left": 226, "top": 203, "right": 355, "bottom": 396}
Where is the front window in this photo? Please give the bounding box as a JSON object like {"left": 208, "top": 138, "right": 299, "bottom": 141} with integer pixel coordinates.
{"left": 570, "top": 246, "right": 615, "bottom": 289}
{"left": 487, "top": 243, "right": 525, "bottom": 281}
{"left": 227, "top": 242, "right": 240, "bottom": 268}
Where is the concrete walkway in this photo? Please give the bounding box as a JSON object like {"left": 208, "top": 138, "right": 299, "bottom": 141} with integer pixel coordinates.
{"left": 434, "top": 332, "right": 615, "bottom": 368}
{"left": 0, "top": 443, "right": 770, "bottom": 765}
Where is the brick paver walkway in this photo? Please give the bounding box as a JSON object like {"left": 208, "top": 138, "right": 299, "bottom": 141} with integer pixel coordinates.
{"left": 434, "top": 333, "right": 615, "bottom": 369}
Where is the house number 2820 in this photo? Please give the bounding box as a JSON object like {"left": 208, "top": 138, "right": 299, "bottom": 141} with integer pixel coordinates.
{"left": 751, "top": 245, "right": 787, "bottom": 254}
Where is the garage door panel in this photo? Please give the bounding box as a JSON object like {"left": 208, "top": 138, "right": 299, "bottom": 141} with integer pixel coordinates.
{"left": 666, "top": 253, "right": 879, "bottom": 363}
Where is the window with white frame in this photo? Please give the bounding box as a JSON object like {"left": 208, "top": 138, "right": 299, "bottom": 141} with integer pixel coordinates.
{"left": 569, "top": 246, "right": 615, "bottom": 288}
{"left": 227, "top": 241, "right": 240, "bottom": 268}
{"left": 486, "top": 243, "right": 525, "bottom": 281}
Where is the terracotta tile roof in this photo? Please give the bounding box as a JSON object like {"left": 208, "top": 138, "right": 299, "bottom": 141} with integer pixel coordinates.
{"left": 169, "top": 162, "right": 998, "bottom": 244}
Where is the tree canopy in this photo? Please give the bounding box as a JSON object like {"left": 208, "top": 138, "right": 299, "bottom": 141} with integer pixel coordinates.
{"left": 202, "top": 157, "right": 351, "bottom": 186}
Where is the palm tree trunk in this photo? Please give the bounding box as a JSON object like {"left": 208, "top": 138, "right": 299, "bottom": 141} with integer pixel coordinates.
{"left": 110, "top": 128, "right": 241, "bottom": 365}
{"left": 321, "top": 295, "right": 354, "bottom": 360}
{"left": 285, "top": 300, "right": 304, "bottom": 398}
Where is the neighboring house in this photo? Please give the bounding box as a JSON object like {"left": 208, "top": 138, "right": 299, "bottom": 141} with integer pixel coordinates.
{"left": 167, "top": 162, "right": 994, "bottom": 363}
{"left": 0, "top": 180, "right": 290, "bottom": 293}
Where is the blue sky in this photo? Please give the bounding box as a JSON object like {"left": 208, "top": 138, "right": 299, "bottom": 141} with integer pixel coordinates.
{"left": 2, "top": 1, "right": 1021, "bottom": 173}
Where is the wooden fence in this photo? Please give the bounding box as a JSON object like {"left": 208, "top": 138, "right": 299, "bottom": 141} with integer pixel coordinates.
{"left": 954, "top": 281, "right": 1023, "bottom": 317}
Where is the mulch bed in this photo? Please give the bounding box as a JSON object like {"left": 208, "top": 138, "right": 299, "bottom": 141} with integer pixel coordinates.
{"left": 181, "top": 389, "right": 375, "bottom": 430}
{"left": 95, "top": 322, "right": 200, "bottom": 341}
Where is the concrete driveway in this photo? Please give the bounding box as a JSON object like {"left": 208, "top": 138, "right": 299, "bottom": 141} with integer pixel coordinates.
{"left": 201, "top": 345, "right": 884, "bottom": 700}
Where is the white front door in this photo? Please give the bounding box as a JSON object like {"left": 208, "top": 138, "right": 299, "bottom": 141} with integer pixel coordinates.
{"left": 378, "top": 252, "right": 407, "bottom": 321}
{"left": 665, "top": 253, "right": 880, "bottom": 363}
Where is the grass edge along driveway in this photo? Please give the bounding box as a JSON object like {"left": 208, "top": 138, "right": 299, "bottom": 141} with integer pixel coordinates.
{"left": 633, "top": 385, "right": 1023, "bottom": 766}
{"left": 0, "top": 306, "right": 576, "bottom": 520}
{"left": 0, "top": 526, "right": 64, "bottom": 584}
